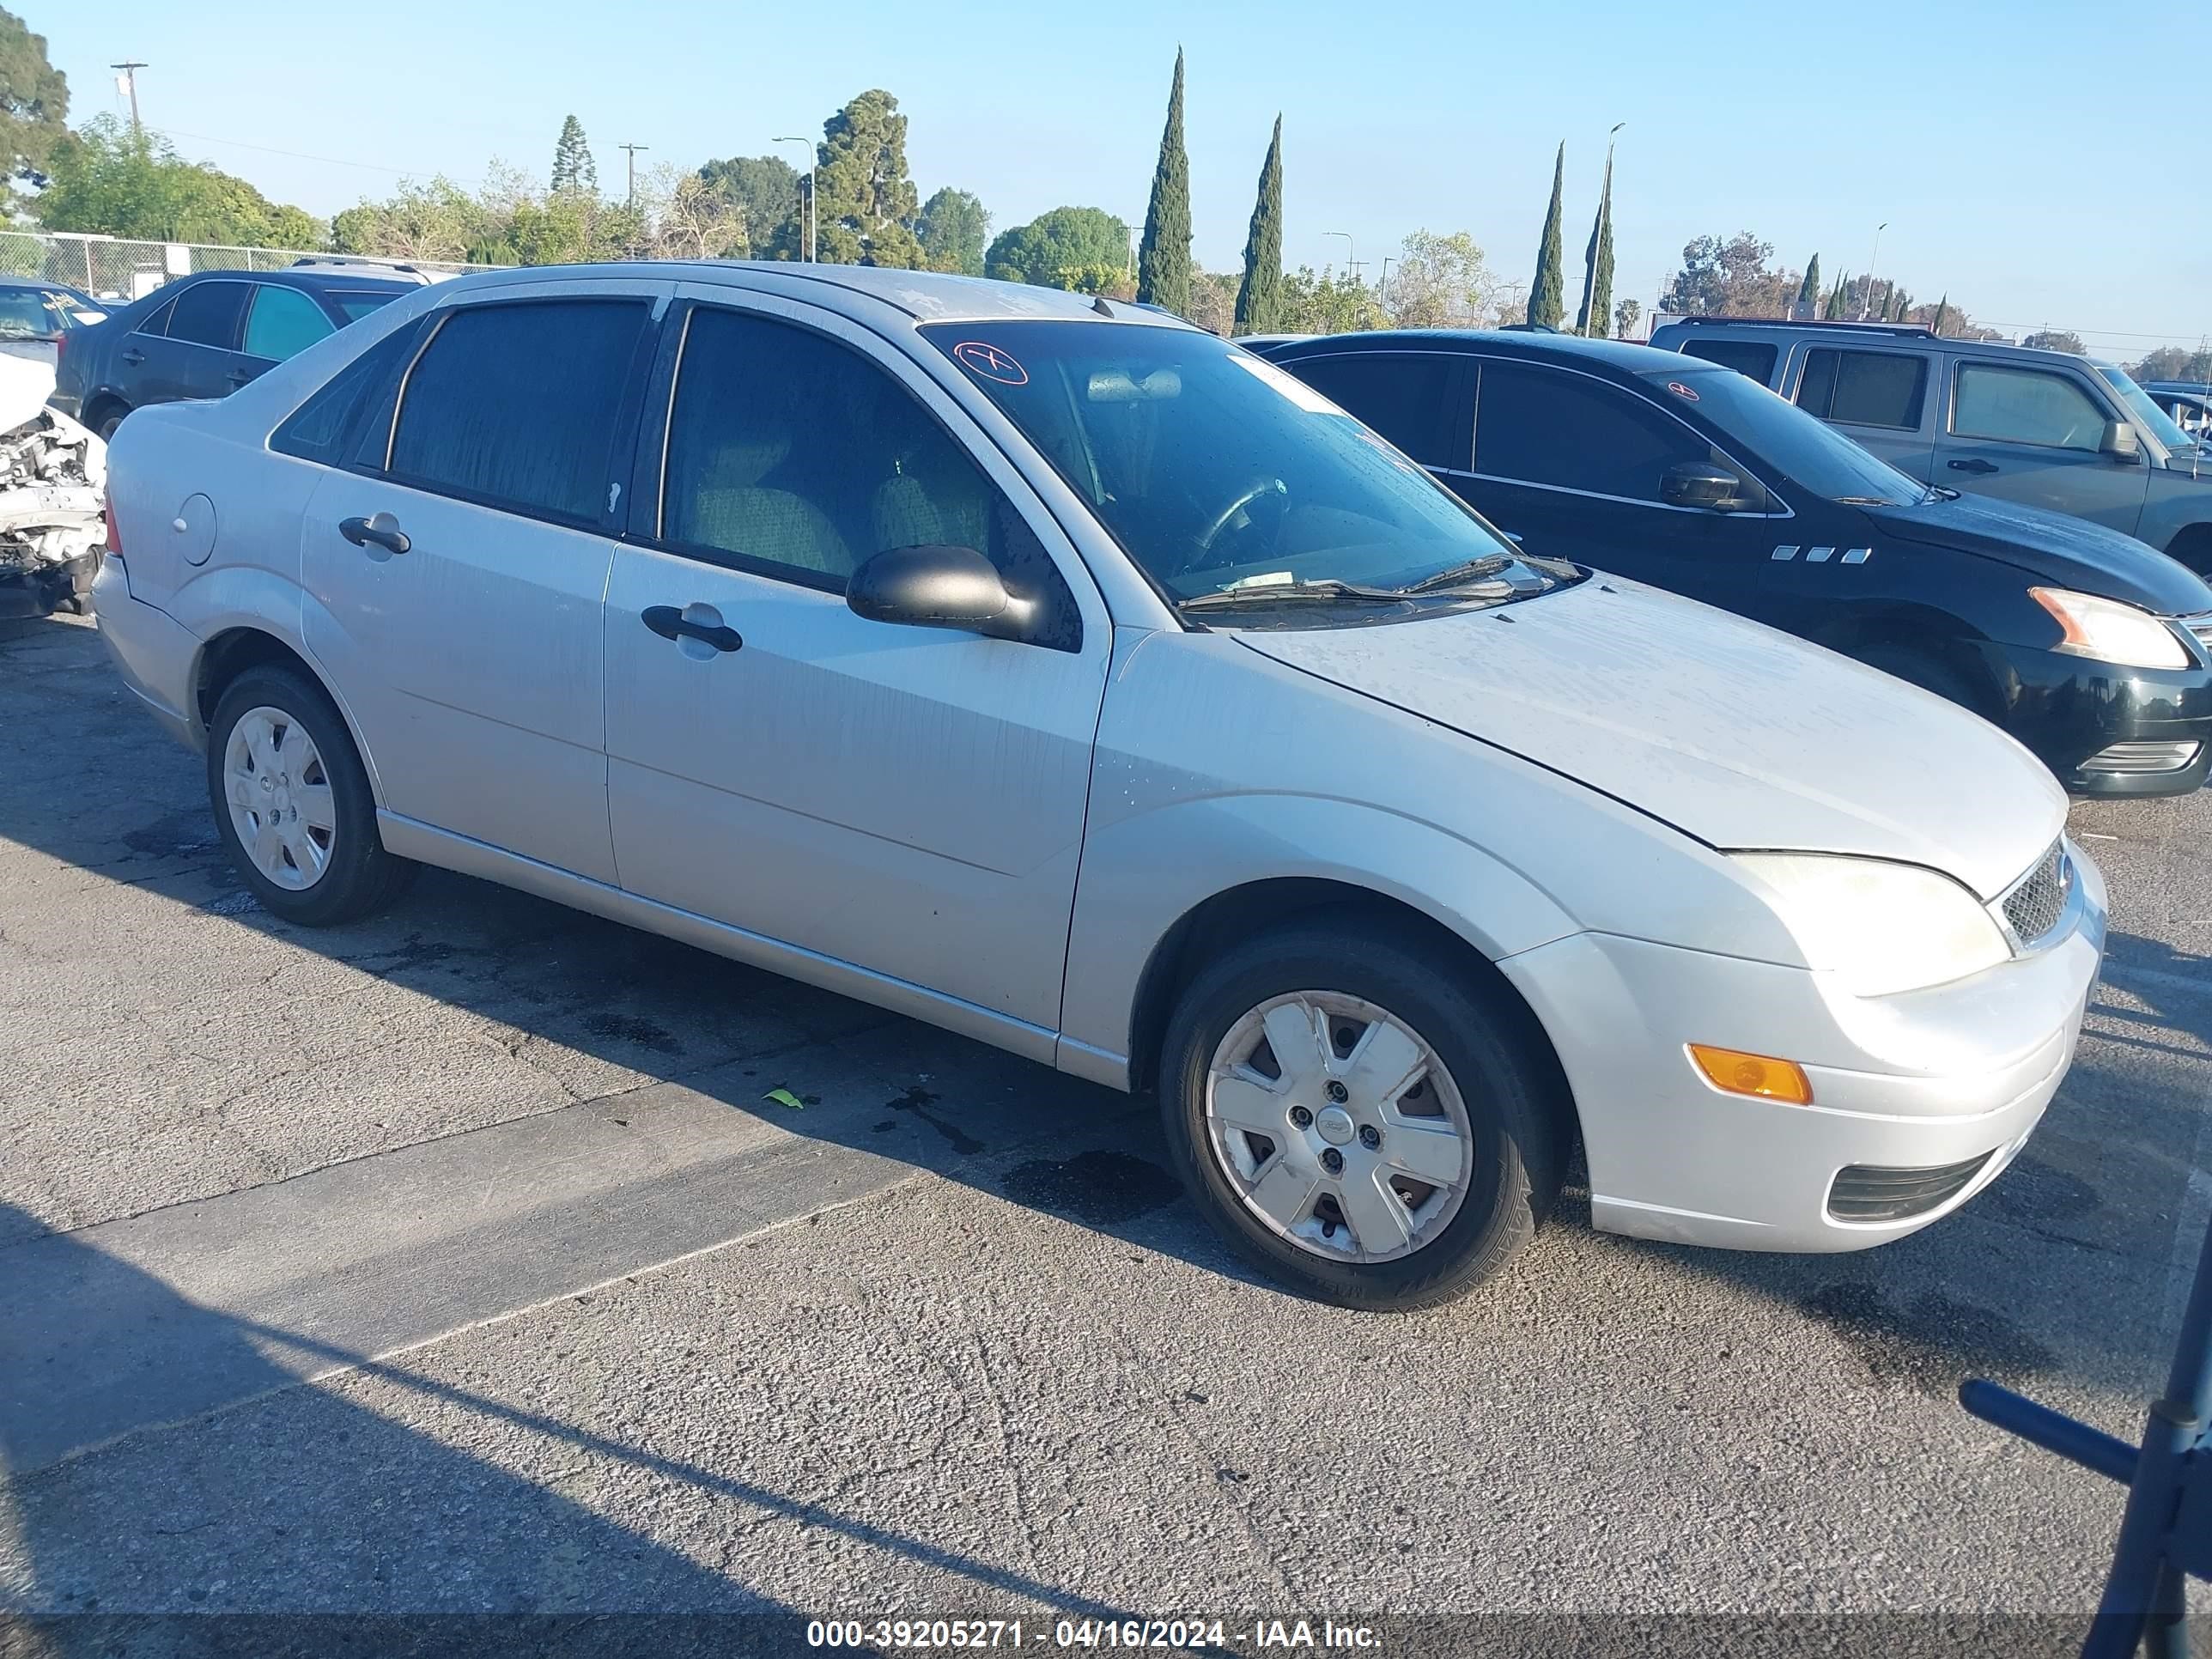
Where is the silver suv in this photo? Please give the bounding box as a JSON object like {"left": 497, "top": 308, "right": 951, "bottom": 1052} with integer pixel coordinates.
{"left": 1649, "top": 319, "right": 2212, "bottom": 574}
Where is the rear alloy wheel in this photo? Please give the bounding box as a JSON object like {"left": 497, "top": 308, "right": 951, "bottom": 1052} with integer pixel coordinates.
{"left": 205, "top": 665, "right": 416, "bottom": 926}
{"left": 1160, "top": 919, "right": 1564, "bottom": 1310}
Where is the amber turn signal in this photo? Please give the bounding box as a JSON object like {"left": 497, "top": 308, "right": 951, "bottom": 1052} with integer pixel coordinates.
{"left": 1687, "top": 1044, "right": 1814, "bottom": 1105}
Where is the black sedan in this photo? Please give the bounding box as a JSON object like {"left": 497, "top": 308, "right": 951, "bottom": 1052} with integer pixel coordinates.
{"left": 1249, "top": 331, "right": 2212, "bottom": 797}
{"left": 52, "top": 268, "right": 411, "bottom": 440}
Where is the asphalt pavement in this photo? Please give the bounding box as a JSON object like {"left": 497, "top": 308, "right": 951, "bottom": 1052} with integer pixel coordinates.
{"left": 4, "top": 609, "right": 2210, "bottom": 1656}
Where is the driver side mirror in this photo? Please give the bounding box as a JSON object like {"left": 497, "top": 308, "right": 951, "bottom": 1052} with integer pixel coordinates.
{"left": 2101, "top": 420, "right": 2142, "bottom": 462}
{"left": 846, "top": 544, "right": 1036, "bottom": 642}
{"left": 1661, "top": 461, "right": 1747, "bottom": 511}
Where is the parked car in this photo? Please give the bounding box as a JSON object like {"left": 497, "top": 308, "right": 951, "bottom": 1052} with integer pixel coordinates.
{"left": 1249, "top": 330, "right": 2212, "bottom": 797}
{"left": 52, "top": 268, "right": 414, "bottom": 441}
{"left": 2144, "top": 382, "right": 2212, "bottom": 438}
{"left": 0, "top": 278, "right": 106, "bottom": 367}
{"left": 94, "top": 264, "right": 2103, "bottom": 1311}
{"left": 1644, "top": 319, "right": 2212, "bottom": 575}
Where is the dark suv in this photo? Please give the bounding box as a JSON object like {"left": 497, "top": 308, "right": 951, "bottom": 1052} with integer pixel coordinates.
{"left": 1248, "top": 330, "right": 2212, "bottom": 797}
{"left": 52, "top": 269, "right": 411, "bottom": 440}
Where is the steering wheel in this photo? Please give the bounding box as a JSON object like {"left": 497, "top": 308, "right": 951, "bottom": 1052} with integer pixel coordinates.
{"left": 1188, "top": 477, "right": 1290, "bottom": 571}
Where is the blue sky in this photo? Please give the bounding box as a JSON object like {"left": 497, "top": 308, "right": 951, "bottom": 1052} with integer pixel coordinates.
{"left": 39, "top": 0, "right": 2212, "bottom": 354}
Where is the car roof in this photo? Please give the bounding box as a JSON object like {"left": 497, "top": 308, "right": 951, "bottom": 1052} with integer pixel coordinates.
{"left": 416, "top": 260, "right": 1198, "bottom": 327}
{"left": 1650, "top": 316, "right": 2105, "bottom": 370}
{"left": 183, "top": 267, "right": 414, "bottom": 299}
{"left": 1255, "top": 327, "right": 1694, "bottom": 375}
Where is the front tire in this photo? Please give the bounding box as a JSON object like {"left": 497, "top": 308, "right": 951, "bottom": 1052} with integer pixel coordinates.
{"left": 205, "top": 665, "right": 416, "bottom": 926}
{"left": 1159, "top": 916, "right": 1565, "bottom": 1311}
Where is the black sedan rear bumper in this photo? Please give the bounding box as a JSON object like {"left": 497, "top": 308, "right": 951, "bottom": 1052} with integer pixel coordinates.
{"left": 1989, "top": 642, "right": 2212, "bottom": 799}
{"left": 0, "top": 550, "right": 99, "bottom": 621}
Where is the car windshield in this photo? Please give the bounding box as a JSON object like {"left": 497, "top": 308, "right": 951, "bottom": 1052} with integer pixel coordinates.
{"left": 328, "top": 290, "right": 403, "bottom": 324}
{"left": 921, "top": 319, "right": 1564, "bottom": 608}
{"left": 1638, "top": 363, "right": 1932, "bottom": 505}
{"left": 0, "top": 291, "right": 59, "bottom": 340}
{"left": 2097, "top": 363, "right": 2197, "bottom": 452}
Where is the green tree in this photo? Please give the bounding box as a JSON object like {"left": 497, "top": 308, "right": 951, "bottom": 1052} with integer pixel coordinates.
{"left": 2022, "top": 329, "right": 2087, "bottom": 355}
{"left": 1575, "top": 149, "right": 1614, "bottom": 337}
{"left": 0, "top": 7, "right": 65, "bottom": 209}
{"left": 1929, "top": 293, "right": 1950, "bottom": 336}
{"left": 550, "top": 115, "right": 596, "bottom": 198}
{"left": 1823, "top": 271, "right": 1849, "bottom": 319}
{"left": 696, "top": 155, "right": 800, "bottom": 258}
{"left": 986, "top": 206, "right": 1127, "bottom": 288}
{"left": 1136, "top": 48, "right": 1192, "bottom": 314}
{"left": 333, "top": 176, "right": 497, "bottom": 262}
{"left": 1385, "top": 229, "right": 1492, "bottom": 328}
{"left": 1796, "top": 254, "right": 1820, "bottom": 314}
{"left": 1661, "top": 232, "right": 1796, "bottom": 318}
{"left": 810, "top": 89, "right": 924, "bottom": 267}
{"left": 2131, "top": 346, "right": 2212, "bottom": 385}
{"left": 1280, "top": 264, "right": 1382, "bottom": 334}
{"left": 1528, "top": 142, "right": 1565, "bottom": 328}
{"left": 38, "top": 117, "right": 326, "bottom": 246}
{"left": 917, "top": 186, "right": 990, "bottom": 276}
{"left": 1233, "top": 115, "right": 1284, "bottom": 336}
{"left": 1613, "top": 296, "right": 1641, "bottom": 340}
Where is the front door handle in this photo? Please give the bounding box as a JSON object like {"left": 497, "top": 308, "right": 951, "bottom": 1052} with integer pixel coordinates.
{"left": 338, "top": 513, "right": 410, "bottom": 556}
{"left": 1948, "top": 458, "right": 1999, "bottom": 475}
{"left": 642, "top": 605, "right": 743, "bottom": 653}
{"left": 120, "top": 349, "right": 145, "bottom": 367}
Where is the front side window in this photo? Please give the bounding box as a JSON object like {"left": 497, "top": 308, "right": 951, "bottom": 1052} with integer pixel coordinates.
{"left": 1638, "top": 365, "right": 1926, "bottom": 505}
{"left": 1474, "top": 362, "right": 1713, "bottom": 502}
{"left": 1953, "top": 363, "right": 2109, "bottom": 451}
{"left": 0, "top": 290, "right": 56, "bottom": 340}
{"left": 165, "top": 281, "right": 251, "bottom": 350}
{"left": 659, "top": 307, "right": 1077, "bottom": 641}
{"left": 1796, "top": 348, "right": 1927, "bottom": 429}
{"left": 387, "top": 299, "right": 651, "bottom": 525}
{"left": 1681, "top": 339, "right": 1778, "bottom": 382}
{"left": 921, "top": 320, "right": 1538, "bottom": 605}
{"left": 242, "top": 285, "right": 334, "bottom": 362}
{"left": 1279, "top": 352, "right": 1460, "bottom": 468}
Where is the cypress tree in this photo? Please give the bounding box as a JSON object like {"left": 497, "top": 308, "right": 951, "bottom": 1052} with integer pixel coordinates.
{"left": 1823, "top": 272, "right": 1849, "bottom": 320}
{"left": 1931, "top": 292, "right": 1950, "bottom": 336}
{"left": 1575, "top": 150, "right": 1614, "bottom": 337}
{"left": 1234, "top": 115, "right": 1285, "bottom": 337}
{"left": 1136, "top": 49, "right": 1192, "bottom": 315}
{"left": 551, "top": 115, "right": 596, "bottom": 198}
{"left": 1528, "top": 143, "right": 1565, "bottom": 329}
{"left": 1796, "top": 254, "right": 1821, "bottom": 316}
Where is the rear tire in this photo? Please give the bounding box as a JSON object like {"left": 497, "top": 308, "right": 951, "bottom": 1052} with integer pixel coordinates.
{"left": 94, "top": 407, "right": 126, "bottom": 443}
{"left": 1158, "top": 915, "right": 1565, "bottom": 1311}
{"left": 205, "top": 665, "right": 416, "bottom": 926}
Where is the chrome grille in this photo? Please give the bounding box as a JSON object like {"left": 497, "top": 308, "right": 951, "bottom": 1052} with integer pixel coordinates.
{"left": 1999, "top": 841, "right": 2070, "bottom": 948}
{"left": 2185, "top": 615, "right": 2212, "bottom": 659}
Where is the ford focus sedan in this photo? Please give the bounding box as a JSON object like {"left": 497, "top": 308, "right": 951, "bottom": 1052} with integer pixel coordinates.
{"left": 92, "top": 264, "right": 2103, "bottom": 1310}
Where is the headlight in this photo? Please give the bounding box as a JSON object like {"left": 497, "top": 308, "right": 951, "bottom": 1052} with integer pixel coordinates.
{"left": 2030, "top": 586, "right": 2189, "bottom": 669}
{"left": 1733, "top": 853, "right": 2010, "bottom": 997}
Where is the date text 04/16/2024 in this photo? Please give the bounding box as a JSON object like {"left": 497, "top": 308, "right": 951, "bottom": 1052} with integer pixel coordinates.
{"left": 805, "top": 1619, "right": 1382, "bottom": 1650}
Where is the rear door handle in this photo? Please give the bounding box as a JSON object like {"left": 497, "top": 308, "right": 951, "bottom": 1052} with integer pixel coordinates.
{"left": 1948, "top": 458, "right": 1999, "bottom": 475}
{"left": 120, "top": 349, "right": 144, "bottom": 366}
{"left": 642, "top": 605, "right": 743, "bottom": 653}
{"left": 338, "top": 513, "right": 410, "bottom": 556}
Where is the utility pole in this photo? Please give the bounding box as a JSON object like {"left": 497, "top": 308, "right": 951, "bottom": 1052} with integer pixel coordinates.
{"left": 774, "top": 137, "right": 817, "bottom": 262}
{"left": 110, "top": 62, "right": 146, "bottom": 137}
{"left": 619, "top": 143, "right": 649, "bottom": 208}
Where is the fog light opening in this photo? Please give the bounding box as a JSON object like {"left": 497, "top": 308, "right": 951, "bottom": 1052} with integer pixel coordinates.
{"left": 1687, "top": 1044, "right": 1814, "bottom": 1105}
{"left": 2081, "top": 739, "right": 2203, "bottom": 775}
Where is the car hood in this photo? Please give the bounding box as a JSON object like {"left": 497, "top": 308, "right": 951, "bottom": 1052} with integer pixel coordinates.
{"left": 1869, "top": 491, "right": 2211, "bottom": 615}
{"left": 1236, "top": 577, "right": 2063, "bottom": 901}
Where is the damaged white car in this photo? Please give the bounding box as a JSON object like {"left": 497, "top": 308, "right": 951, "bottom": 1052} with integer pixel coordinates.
{"left": 0, "top": 352, "right": 106, "bottom": 620}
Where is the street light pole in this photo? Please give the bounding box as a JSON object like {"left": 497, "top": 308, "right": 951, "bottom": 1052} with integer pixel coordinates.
{"left": 774, "top": 137, "right": 817, "bottom": 262}
{"left": 619, "top": 143, "right": 648, "bottom": 209}
{"left": 1324, "top": 230, "right": 1354, "bottom": 283}
{"left": 1863, "top": 222, "right": 1888, "bottom": 320}
{"left": 110, "top": 62, "right": 146, "bottom": 137}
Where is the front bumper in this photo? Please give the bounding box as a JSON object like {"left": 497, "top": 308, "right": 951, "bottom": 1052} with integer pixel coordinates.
{"left": 0, "top": 550, "right": 98, "bottom": 620}
{"left": 1986, "top": 640, "right": 2212, "bottom": 799}
{"left": 1498, "top": 846, "right": 2106, "bottom": 1253}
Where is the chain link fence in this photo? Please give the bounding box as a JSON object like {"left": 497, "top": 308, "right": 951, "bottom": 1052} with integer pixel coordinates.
{"left": 0, "top": 230, "right": 487, "bottom": 304}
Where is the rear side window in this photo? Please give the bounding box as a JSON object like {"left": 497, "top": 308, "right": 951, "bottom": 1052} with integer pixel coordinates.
{"left": 165, "top": 281, "right": 251, "bottom": 350}
{"left": 1680, "top": 338, "right": 1778, "bottom": 383}
{"left": 242, "top": 285, "right": 334, "bottom": 362}
{"left": 1797, "top": 348, "right": 1926, "bottom": 429}
{"left": 271, "top": 324, "right": 422, "bottom": 464}
{"left": 1280, "top": 352, "right": 1460, "bottom": 467}
{"left": 1952, "top": 363, "right": 2109, "bottom": 452}
{"left": 387, "top": 300, "right": 652, "bottom": 525}
{"left": 1474, "top": 361, "right": 1711, "bottom": 502}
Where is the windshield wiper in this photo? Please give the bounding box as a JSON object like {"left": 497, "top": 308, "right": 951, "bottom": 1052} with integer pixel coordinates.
{"left": 1178, "top": 578, "right": 1414, "bottom": 613}
{"left": 1396, "top": 554, "right": 1520, "bottom": 594}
